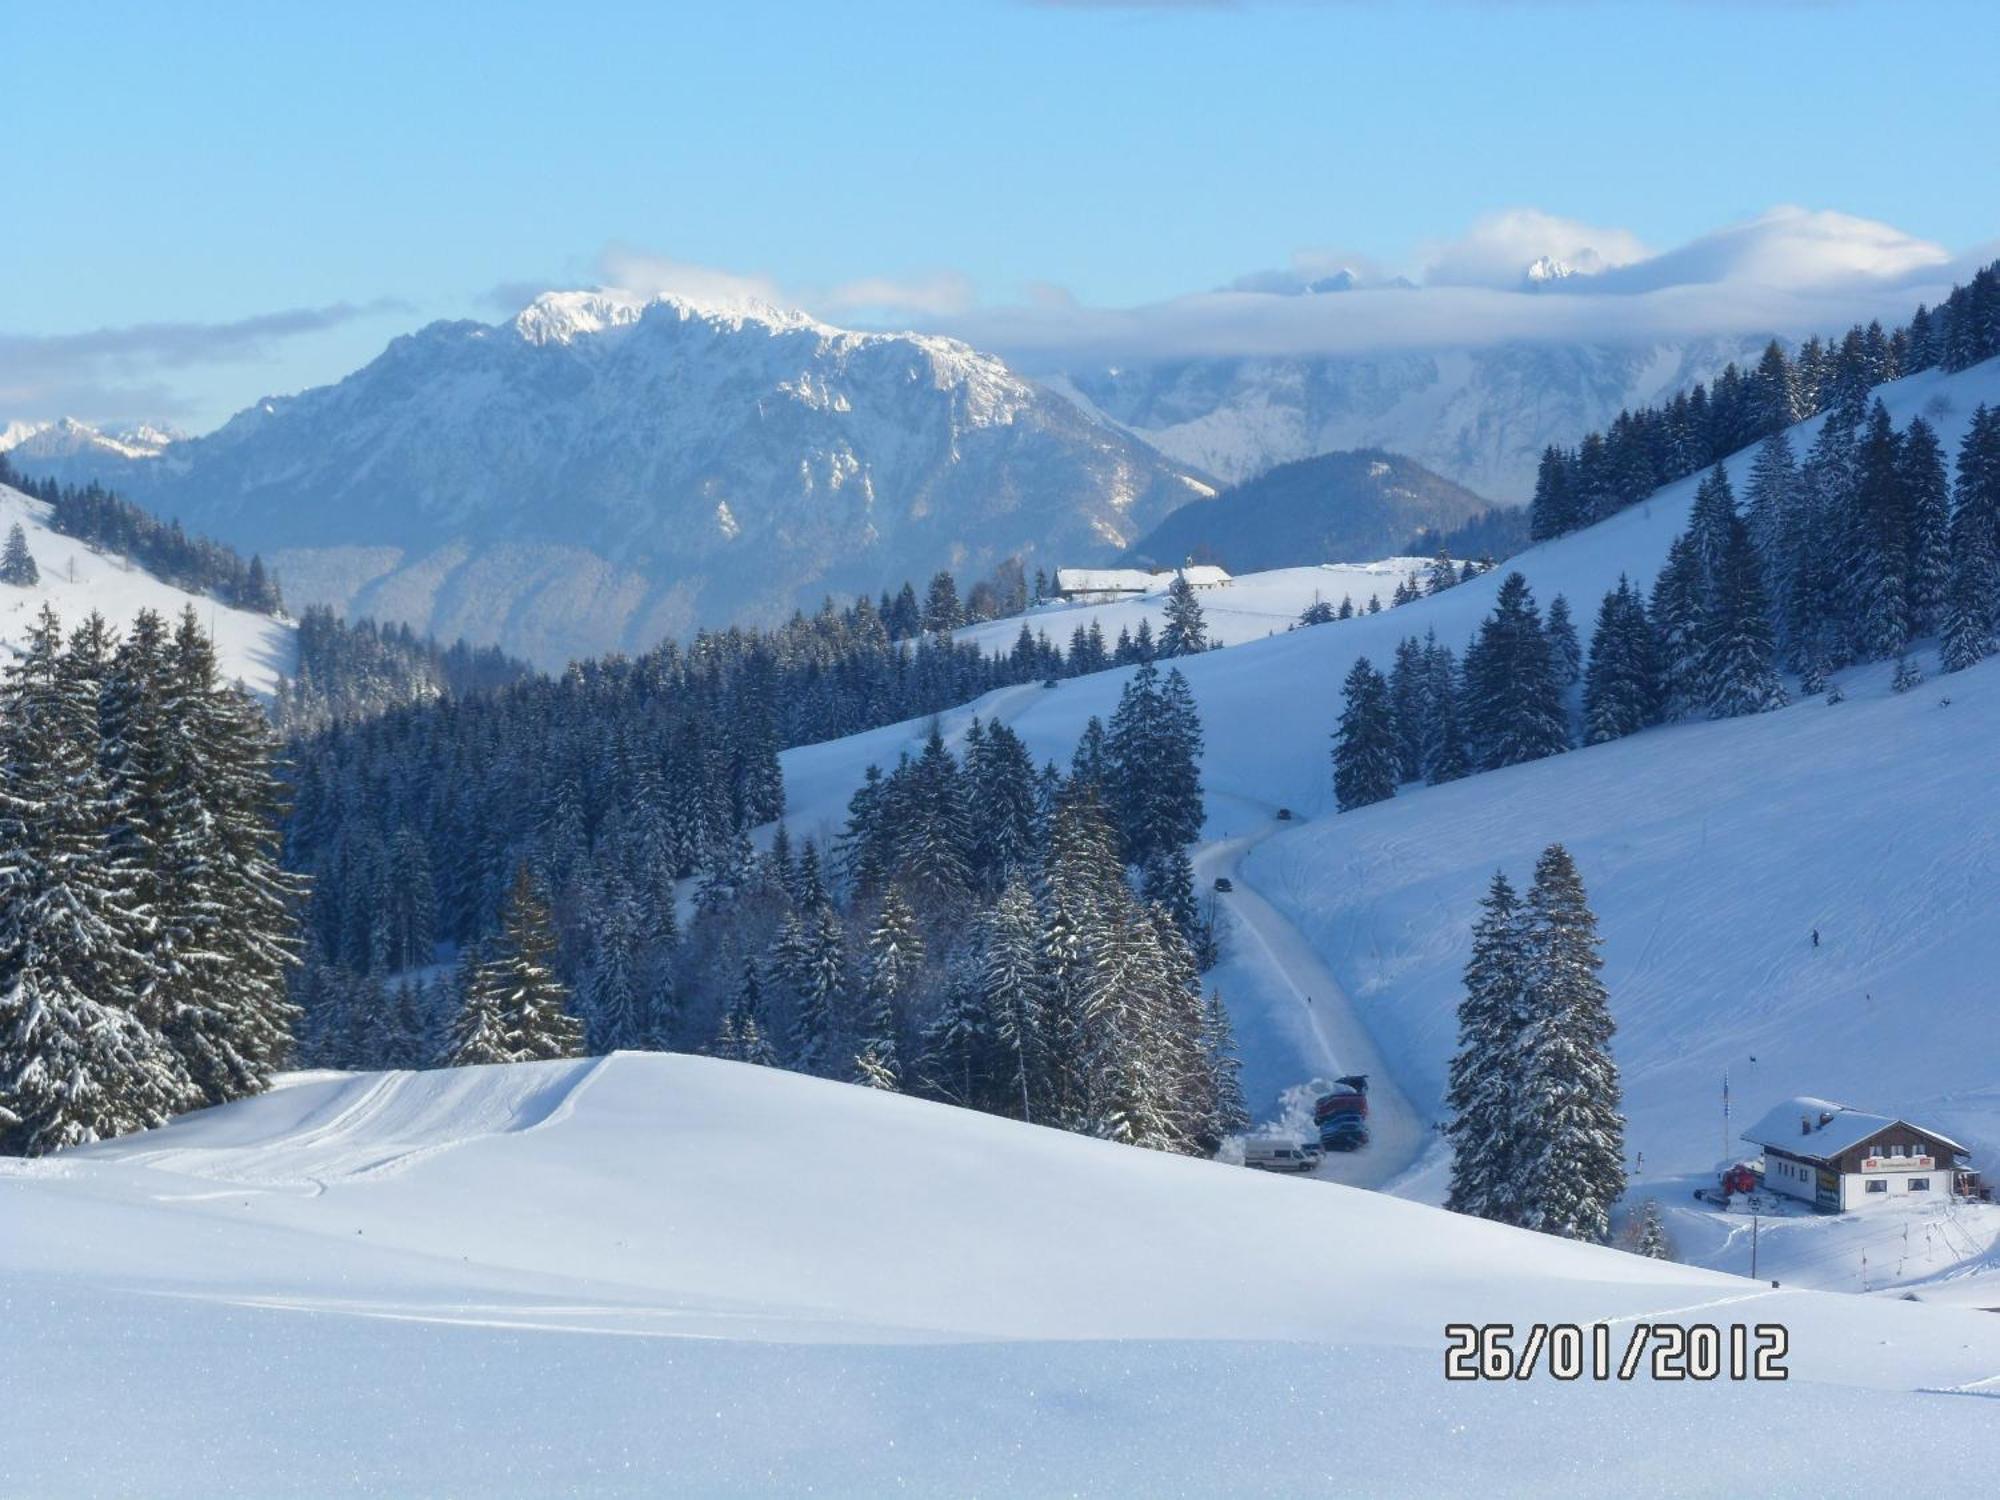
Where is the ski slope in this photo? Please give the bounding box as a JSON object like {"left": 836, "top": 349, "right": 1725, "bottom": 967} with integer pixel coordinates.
{"left": 7, "top": 1053, "right": 2000, "bottom": 1496}
{"left": 772, "top": 356, "right": 2000, "bottom": 1248}
{"left": 0, "top": 483, "right": 294, "bottom": 693}
{"left": 953, "top": 558, "right": 1431, "bottom": 659}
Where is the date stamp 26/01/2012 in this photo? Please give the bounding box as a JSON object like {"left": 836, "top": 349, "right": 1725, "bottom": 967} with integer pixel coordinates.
{"left": 1444, "top": 1322, "right": 1789, "bottom": 1382}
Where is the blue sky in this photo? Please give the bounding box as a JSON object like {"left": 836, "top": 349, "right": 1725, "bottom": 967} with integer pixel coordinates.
{"left": 4, "top": 0, "right": 1994, "bottom": 430}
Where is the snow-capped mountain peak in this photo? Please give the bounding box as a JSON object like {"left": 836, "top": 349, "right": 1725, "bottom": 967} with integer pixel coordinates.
{"left": 35, "top": 295, "right": 1207, "bottom": 665}
{"left": 0, "top": 415, "right": 181, "bottom": 463}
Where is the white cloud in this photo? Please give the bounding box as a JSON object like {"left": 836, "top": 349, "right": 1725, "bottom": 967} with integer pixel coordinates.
{"left": 1584, "top": 206, "right": 1951, "bottom": 293}
{"left": 820, "top": 270, "right": 977, "bottom": 320}
{"left": 596, "top": 247, "right": 787, "bottom": 308}
{"left": 937, "top": 207, "right": 1980, "bottom": 368}
{"left": 1420, "top": 209, "right": 1651, "bottom": 287}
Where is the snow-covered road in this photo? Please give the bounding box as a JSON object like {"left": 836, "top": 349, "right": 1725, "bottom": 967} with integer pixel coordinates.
{"left": 1196, "top": 793, "right": 1429, "bottom": 1191}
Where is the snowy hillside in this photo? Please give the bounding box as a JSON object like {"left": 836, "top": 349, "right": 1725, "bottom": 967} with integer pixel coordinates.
{"left": 25, "top": 290, "right": 1211, "bottom": 668}
{"left": 769, "top": 355, "right": 2000, "bottom": 1261}
{"left": 955, "top": 559, "right": 1430, "bottom": 659}
{"left": 1052, "top": 334, "right": 1772, "bottom": 497}
{"left": 0, "top": 483, "right": 292, "bottom": 692}
{"left": 7, "top": 1052, "right": 1999, "bottom": 1496}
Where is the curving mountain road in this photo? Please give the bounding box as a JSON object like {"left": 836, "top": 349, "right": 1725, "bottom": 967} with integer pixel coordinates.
{"left": 1195, "top": 793, "right": 1429, "bottom": 1191}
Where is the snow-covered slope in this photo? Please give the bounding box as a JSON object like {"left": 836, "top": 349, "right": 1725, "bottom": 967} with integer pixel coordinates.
{"left": 1055, "top": 335, "right": 1771, "bottom": 497}
{"left": 955, "top": 558, "right": 1431, "bottom": 659}
{"left": 769, "top": 355, "right": 2000, "bottom": 1247}
{"left": 7, "top": 1053, "right": 1998, "bottom": 1495}
{"left": 0, "top": 483, "right": 292, "bottom": 692}
{"left": 34, "top": 291, "right": 1211, "bottom": 668}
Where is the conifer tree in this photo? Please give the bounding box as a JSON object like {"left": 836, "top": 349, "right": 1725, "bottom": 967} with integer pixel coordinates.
{"left": 155, "top": 609, "right": 301, "bottom": 1103}
{"left": 1544, "top": 594, "right": 1582, "bottom": 689}
{"left": 1332, "top": 656, "right": 1399, "bottom": 812}
{"left": 1900, "top": 415, "right": 1952, "bottom": 637}
{"left": 1582, "top": 577, "right": 1660, "bottom": 744}
{"left": 1200, "top": 990, "right": 1249, "bottom": 1146}
{"left": 1159, "top": 571, "right": 1209, "bottom": 657}
{"left": 1631, "top": 1198, "right": 1673, "bottom": 1260}
{"left": 1512, "top": 845, "right": 1625, "bottom": 1243}
{"left": 1743, "top": 428, "right": 1798, "bottom": 584}
{"left": 1700, "top": 511, "right": 1788, "bottom": 719}
{"left": 446, "top": 867, "right": 583, "bottom": 1065}
{"left": 0, "top": 523, "right": 37, "bottom": 587}
{"left": 1445, "top": 872, "right": 1529, "bottom": 1224}
{"left": 0, "top": 608, "right": 198, "bottom": 1154}
{"left": 1850, "top": 401, "right": 1911, "bottom": 660}
{"left": 1649, "top": 535, "right": 1706, "bottom": 721}
{"left": 981, "top": 876, "right": 1048, "bottom": 1123}
{"left": 1462, "top": 573, "right": 1569, "bottom": 768}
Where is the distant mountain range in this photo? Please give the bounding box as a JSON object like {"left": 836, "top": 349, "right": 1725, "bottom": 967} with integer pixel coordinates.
{"left": 1046, "top": 335, "right": 1772, "bottom": 498}
{"left": 1126, "top": 449, "right": 1492, "bottom": 575}
{"left": 5, "top": 292, "right": 1210, "bottom": 667}
{"left": 6, "top": 284, "right": 1791, "bottom": 664}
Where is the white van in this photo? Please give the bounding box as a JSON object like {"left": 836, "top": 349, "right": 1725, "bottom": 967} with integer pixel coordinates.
{"left": 1243, "top": 1139, "right": 1317, "bottom": 1174}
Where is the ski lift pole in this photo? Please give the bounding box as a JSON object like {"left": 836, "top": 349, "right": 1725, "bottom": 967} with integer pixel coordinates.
{"left": 1722, "top": 1068, "right": 1730, "bottom": 1162}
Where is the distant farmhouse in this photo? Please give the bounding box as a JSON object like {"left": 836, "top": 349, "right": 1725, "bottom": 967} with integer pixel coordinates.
{"left": 1052, "top": 565, "right": 1230, "bottom": 603}
{"left": 1743, "top": 1096, "right": 1973, "bottom": 1212}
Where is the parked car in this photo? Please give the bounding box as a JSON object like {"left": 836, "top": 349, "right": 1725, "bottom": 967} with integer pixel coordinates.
{"left": 1243, "top": 1139, "right": 1316, "bottom": 1174}
{"left": 1275, "top": 807, "right": 1295, "bottom": 821}
{"left": 1041, "top": 677, "right": 1060, "bottom": 689}
{"left": 1212, "top": 876, "right": 1234, "bottom": 893}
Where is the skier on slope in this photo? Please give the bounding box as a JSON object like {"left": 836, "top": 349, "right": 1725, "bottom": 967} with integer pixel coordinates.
{"left": 1811, "top": 928, "right": 1820, "bottom": 949}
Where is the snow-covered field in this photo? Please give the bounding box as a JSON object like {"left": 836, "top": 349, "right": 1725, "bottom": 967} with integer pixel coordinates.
{"left": 0, "top": 483, "right": 294, "bottom": 693}
{"left": 953, "top": 558, "right": 1433, "bottom": 659}
{"left": 7, "top": 1053, "right": 2000, "bottom": 1496}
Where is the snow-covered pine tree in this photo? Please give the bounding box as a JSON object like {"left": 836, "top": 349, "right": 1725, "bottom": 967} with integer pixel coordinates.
{"left": 966, "top": 718, "right": 1039, "bottom": 892}
{"left": 1332, "top": 656, "right": 1399, "bottom": 811}
{"left": 446, "top": 866, "right": 583, "bottom": 1065}
{"left": 1387, "top": 637, "right": 1429, "bottom": 783}
{"left": 1544, "top": 594, "right": 1582, "bottom": 689}
{"left": 975, "top": 875, "right": 1048, "bottom": 1123}
{"left": 899, "top": 724, "right": 973, "bottom": 916}
{"left": 1462, "top": 572, "right": 1570, "bottom": 768}
{"left": 1700, "top": 510, "right": 1788, "bottom": 719}
{"left": 1900, "top": 416, "right": 1951, "bottom": 637}
{"left": 1426, "top": 549, "right": 1458, "bottom": 596}
{"left": 1630, "top": 1198, "right": 1673, "bottom": 1260}
{"left": 155, "top": 608, "right": 301, "bottom": 1104}
{"left": 1444, "top": 872, "right": 1529, "bottom": 1224}
{"left": 1159, "top": 571, "right": 1209, "bottom": 657}
{"left": 1742, "top": 428, "right": 1798, "bottom": 591}
{"left": 855, "top": 885, "right": 923, "bottom": 1090}
{"left": 0, "top": 607, "right": 198, "bottom": 1155}
{"left": 1035, "top": 785, "right": 1123, "bottom": 1130}
{"left": 0, "top": 522, "right": 37, "bottom": 586}
{"left": 1199, "top": 989, "right": 1249, "bottom": 1149}
{"left": 1648, "top": 534, "right": 1706, "bottom": 722}
{"left": 1686, "top": 466, "right": 1738, "bottom": 583}
{"left": 1582, "top": 576, "right": 1660, "bottom": 744}
{"left": 1140, "top": 843, "right": 1201, "bottom": 953}
{"left": 916, "top": 947, "right": 995, "bottom": 1109}
{"left": 583, "top": 878, "right": 645, "bottom": 1051}
{"left": 1891, "top": 654, "right": 1924, "bottom": 693}
{"left": 788, "top": 901, "right": 849, "bottom": 1076}
{"left": 1511, "top": 845, "right": 1625, "bottom": 1243}
{"left": 1850, "top": 401, "right": 1911, "bottom": 660}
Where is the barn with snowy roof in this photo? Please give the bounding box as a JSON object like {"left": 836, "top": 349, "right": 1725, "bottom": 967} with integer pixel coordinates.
{"left": 1742, "top": 1096, "right": 1971, "bottom": 1213}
